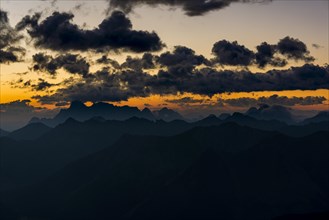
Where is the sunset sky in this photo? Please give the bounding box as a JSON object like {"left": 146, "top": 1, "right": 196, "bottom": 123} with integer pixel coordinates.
{"left": 0, "top": 0, "right": 328, "bottom": 127}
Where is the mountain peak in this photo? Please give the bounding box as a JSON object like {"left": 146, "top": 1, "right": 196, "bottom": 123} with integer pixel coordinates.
{"left": 63, "top": 117, "right": 80, "bottom": 125}
{"left": 302, "top": 111, "right": 329, "bottom": 124}
{"left": 69, "top": 100, "right": 87, "bottom": 110}
{"left": 153, "top": 107, "right": 183, "bottom": 122}
{"left": 142, "top": 107, "right": 152, "bottom": 113}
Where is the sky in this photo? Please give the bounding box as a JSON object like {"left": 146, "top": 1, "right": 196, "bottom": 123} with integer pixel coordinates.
{"left": 0, "top": 0, "right": 328, "bottom": 129}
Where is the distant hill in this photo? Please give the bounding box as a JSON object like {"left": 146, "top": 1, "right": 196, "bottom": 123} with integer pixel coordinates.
{"left": 302, "top": 111, "right": 329, "bottom": 125}
{"left": 153, "top": 107, "right": 184, "bottom": 121}
{"left": 224, "top": 112, "right": 287, "bottom": 131}
{"left": 0, "top": 128, "right": 9, "bottom": 137}
{"left": 29, "top": 101, "right": 184, "bottom": 127}
{"left": 7, "top": 123, "right": 51, "bottom": 141}
{"left": 246, "top": 104, "right": 295, "bottom": 124}
{"left": 0, "top": 117, "right": 193, "bottom": 189}
{"left": 2, "top": 110, "right": 329, "bottom": 189}
{"left": 3, "top": 126, "right": 328, "bottom": 220}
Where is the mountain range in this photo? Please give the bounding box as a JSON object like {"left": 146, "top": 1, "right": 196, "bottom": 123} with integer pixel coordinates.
{"left": 1, "top": 103, "right": 328, "bottom": 220}
{"left": 27, "top": 101, "right": 329, "bottom": 129}
{"left": 29, "top": 101, "right": 184, "bottom": 127}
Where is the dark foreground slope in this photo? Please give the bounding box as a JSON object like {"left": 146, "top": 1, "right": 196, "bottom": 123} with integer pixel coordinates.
{"left": 2, "top": 123, "right": 328, "bottom": 220}
{"left": 0, "top": 117, "right": 199, "bottom": 189}
{"left": 1, "top": 115, "right": 328, "bottom": 190}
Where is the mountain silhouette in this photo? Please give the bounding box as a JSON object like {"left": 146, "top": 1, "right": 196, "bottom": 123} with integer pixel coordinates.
{"left": 1, "top": 109, "right": 329, "bottom": 220}
{"left": 2, "top": 125, "right": 328, "bottom": 220}
{"left": 152, "top": 107, "right": 184, "bottom": 121}
{"left": 29, "top": 101, "right": 186, "bottom": 127}
{"left": 302, "top": 111, "right": 329, "bottom": 125}
{"left": 0, "top": 117, "right": 193, "bottom": 189}
{"left": 2, "top": 111, "right": 329, "bottom": 190}
{"left": 224, "top": 112, "right": 287, "bottom": 131}
{"left": 0, "top": 128, "right": 9, "bottom": 137}
{"left": 7, "top": 123, "right": 51, "bottom": 140}
{"left": 246, "top": 105, "right": 294, "bottom": 124}
{"left": 218, "top": 113, "right": 231, "bottom": 120}
{"left": 127, "top": 131, "right": 329, "bottom": 220}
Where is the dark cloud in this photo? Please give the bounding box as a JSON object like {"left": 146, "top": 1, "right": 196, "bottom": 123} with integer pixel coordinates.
{"left": 255, "top": 42, "right": 286, "bottom": 68}
{"left": 96, "top": 55, "right": 121, "bottom": 68}
{"left": 277, "top": 36, "right": 314, "bottom": 62}
{"left": 17, "top": 10, "right": 164, "bottom": 52}
{"left": 10, "top": 78, "right": 55, "bottom": 91}
{"left": 33, "top": 64, "right": 329, "bottom": 104}
{"left": 212, "top": 37, "right": 314, "bottom": 67}
{"left": 32, "top": 53, "right": 90, "bottom": 76}
{"left": 108, "top": 0, "right": 271, "bottom": 16}
{"left": 32, "top": 79, "right": 55, "bottom": 91}
{"left": 33, "top": 68, "right": 154, "bottom": 103}
{"left": 0, "top": 48, "right": 23, "bottom": 63}
{"left": 15, "top": 12, "right": 41, "bottom": 31}
{"left": 165, "top": 97, "right": 204, "bottom": 106}
{"left": 0, "top": 10, "right": 25, "bottom": 63}
{"left": 158, "top": 46, "right": 209, "bottom": 67}
{"left": 151, "top": 64, "right": 329, "bottom": 96}
{"left": 55, "top": 101, "right": 69, "bottom": 107}
{"left": 212, "top": 40, "right": 255, "bottom": 66}
{"left": 219, "top": 95, "right": 326, "bottom": 107}
{"left": 98, "top": 47, "right": 208, "bottom": 72}
{"left": 121, "top": 53, "right": 156, "bottom": 71}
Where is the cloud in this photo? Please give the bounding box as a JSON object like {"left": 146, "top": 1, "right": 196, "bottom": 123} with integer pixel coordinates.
{"left": 10, "top": 78, "right": 56, "bottom": 92}
{"left": 211, "top": 37, "right": 314, "bottom": 67}
{"left": 277, "top": 36, "right": 314, "bottom": 62}
{"left": 0, "top": 10, "right": 25, "bottom": 63}
{"left": 121, "top": 53, "right": 156, "bottom": 71}
{"left": 96, "top": 55, "right": 121, "bottom": 68}
{"left": 55, "top": 101, "right": 69, "bottom": 107}
{"left": 212, "top": 40, "right": 254, "bottom": 66}
{"left": 255, "top": 42, "right": 287, "bottom": 68}
{"left": 165, "top": 97, "right": 205, "bottom": 106}
{"left": 158, "top": 46, "right": 209, "bottom": 67}
{"left": 0, "top": 100, "right": 58, "bottom": 130}
{"left": 98, "top": 46, "right": 209, "bottom": 72}
{"left": 219, "top": 95, "right": 326, "bottom": 107}
{"left": 95, "top": 46, "right": 210, "bottom": 85}
{"left": 17, "top": 10, "right": 164, "bottom": 53}
{"left": 33, "top": 64, "right": 329, "bottom": 104}
{"left": 33, "top": 68, "right": 154, "bottom": 103}
{"left": 108, "top": 0, "right": 271, "bottom": 16}
{"left": 152, "top": 64, "right": 329, "bottom": 96}
{"left": 312, "top": 43, "right": 323, "bottom": 49}
{"left": 31, "top": 79, "right": 55, "bottom": 91}
{"left": 32, "top": 53, "right": 90, "bottom": 77}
